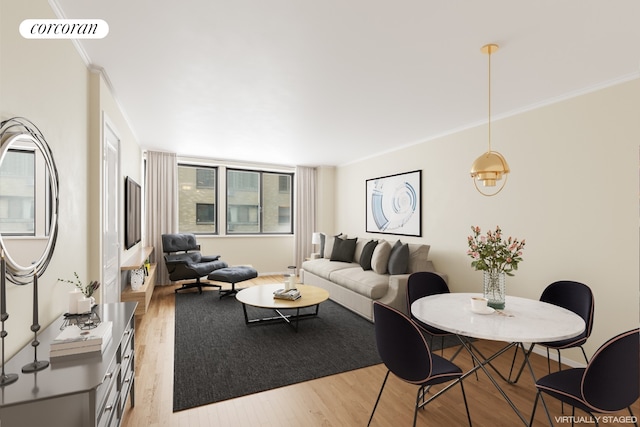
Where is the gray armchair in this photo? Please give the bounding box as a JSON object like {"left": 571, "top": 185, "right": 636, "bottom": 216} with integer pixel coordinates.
{"left": 162, "top": 233, "right": 228, "bottom": 294}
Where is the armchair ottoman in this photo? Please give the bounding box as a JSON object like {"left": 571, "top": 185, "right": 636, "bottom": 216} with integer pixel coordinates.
{"left": 207, "top": 266, "right": 258, "bottom": 299}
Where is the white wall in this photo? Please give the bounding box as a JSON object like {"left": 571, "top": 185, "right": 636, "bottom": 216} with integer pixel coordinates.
{"left": 333, "top": 78, "right": 640, "bottom": 362}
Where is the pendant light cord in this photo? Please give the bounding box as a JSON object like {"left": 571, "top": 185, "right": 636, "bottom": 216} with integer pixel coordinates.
{"left": 487, "top": 47, "right": 492, "bottom": 153}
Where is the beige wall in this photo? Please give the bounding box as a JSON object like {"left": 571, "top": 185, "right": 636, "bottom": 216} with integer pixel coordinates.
{"left": 1, "top": 0, "right": 91, "bottom": 355}
{"left": 0, "top": 0, "right": 143, "bottom": 356}
{"left": 197, "top": 235, "right": 295, "bottom": 275}
{"left": 333, "top": 78, "right": 640, "bottom": 363}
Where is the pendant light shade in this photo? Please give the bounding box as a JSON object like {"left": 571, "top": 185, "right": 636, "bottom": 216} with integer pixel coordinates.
{"left": 470, "top": 151, "right": 510, "bottom": 187}
{"left": 470, "top": 43, "right": 510, "bottom": 196}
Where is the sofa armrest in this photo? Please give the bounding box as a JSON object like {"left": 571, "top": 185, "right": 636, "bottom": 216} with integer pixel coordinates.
{"left": 378, "top": 274, "right": 411, "bottom": 315}
{"left": 377, "top": 261, "right": 449, "bottom": 316}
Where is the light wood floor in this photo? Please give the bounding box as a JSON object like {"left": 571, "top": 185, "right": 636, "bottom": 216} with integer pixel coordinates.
{"left": 122, "top": 275, "right": 639, "bottom": 427}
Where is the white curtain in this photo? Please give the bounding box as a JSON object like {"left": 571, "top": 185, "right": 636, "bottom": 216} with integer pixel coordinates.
{"left": 144, "top": 151, "right": 178, "bottom": 286}
{"left": 294, "top": 166, "right": 317, "bottom": 274}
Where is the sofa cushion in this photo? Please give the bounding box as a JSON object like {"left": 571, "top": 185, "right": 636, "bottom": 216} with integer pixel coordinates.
{"left": 302, "top": 258, "right": 354, "bottom": 279}
{"left": 359, "top": 240, "right": 378, "bottom": 270}
{"left": 371, "top": 240, "right": 391, "bottom": 274}
{"left": 388, "top": 240, "right": 409, "bottom": 275}
{"left": 330, "top": 237, "right": 357, "bottom": 262}
{"left": 330, "top": 267, "right": 390, "bottom": 299}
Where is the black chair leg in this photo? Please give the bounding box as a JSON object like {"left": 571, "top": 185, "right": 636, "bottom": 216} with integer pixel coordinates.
{"left": 174, "top": 278, "right": 221, "bottom": 294}
{"left": 629, "top": 407, "right": 639, "bottom": 427}
{"left": 368, "top": 370, "right": 390, "bottom": 427}
{"left": 580, "top": 346, "right": 589, "bottom": 364}
{"left": 459, "top": 380, "right": 472, "bottom": 427}
{"left": 413, "top": 386, "right": 422, "bottom": 427}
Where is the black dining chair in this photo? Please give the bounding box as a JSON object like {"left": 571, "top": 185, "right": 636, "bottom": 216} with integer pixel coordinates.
{"left": 529, "top": 328, "right": 639, "bottom": 427}
{"left": 368, "top": 302, "right": 472, "bottom": 427}
{"left": 539, "top": 281, "right": 595, "bottom": 370}
{"left": 406, "top": 272, "right": 464, "bottom": 360}
{"left": 509, "top": 280, "right": 594, "bottom": 382}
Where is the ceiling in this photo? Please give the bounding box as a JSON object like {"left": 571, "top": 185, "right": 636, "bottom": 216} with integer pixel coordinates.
{"left": 52, "top": 0, "right": 640, "bottom": 167}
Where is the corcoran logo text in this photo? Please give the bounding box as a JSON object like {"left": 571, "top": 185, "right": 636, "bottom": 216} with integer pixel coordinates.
{"left": 20, "top": 19, "right": 109, "bottom": 39}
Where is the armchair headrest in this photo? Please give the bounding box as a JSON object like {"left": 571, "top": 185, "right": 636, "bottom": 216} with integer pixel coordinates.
{"left": 162, "top": 233, "right": 200, "bottom": 253}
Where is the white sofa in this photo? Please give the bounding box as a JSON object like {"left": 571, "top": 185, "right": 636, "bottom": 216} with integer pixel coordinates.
{"left": 301, "top": 234, "right": 444, "bottom": 321}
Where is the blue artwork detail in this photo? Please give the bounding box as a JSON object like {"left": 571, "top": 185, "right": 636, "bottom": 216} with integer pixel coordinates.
{"left": 371, "top": 180, "right": 417, "bottom": 231}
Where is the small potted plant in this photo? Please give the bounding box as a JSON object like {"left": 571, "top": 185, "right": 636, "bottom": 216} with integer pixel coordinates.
{"left": 58, "top": 272, "right": 100, "bottom": 314}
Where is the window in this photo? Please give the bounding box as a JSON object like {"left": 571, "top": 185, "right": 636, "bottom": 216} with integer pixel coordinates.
{"left": 0, "top": 149, "right": 36, "bottom": 235}
{"left": 278, "top": 175, "right": 290, "bottom": 192}
{"left": 196, "top": 203, "right": 215, "bottom": 224}
{"left": 196, "top": 168, "right": 215, "bottom": 188}
{"left": 226, "top": 169, "right": 293, "bottom": 234}
{"left": 178, "top": 165, "right": 217, "bottom": 234}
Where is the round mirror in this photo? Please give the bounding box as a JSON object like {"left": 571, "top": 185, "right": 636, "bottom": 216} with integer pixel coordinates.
{"left": 0, "top": 118, "right": 59, "bottom": 284}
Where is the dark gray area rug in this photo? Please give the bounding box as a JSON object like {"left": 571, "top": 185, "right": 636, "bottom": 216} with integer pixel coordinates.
{"left": 173, "top": 290, "right": 458, "bottom": 411}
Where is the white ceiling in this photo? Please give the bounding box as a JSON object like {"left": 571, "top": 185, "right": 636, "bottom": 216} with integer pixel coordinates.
{"left": 52, "top": 0, "right": 640, "bottom": 167}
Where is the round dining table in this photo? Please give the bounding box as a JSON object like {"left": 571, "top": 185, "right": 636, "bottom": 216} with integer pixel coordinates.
{"left": 411, "top": 292, "right": 586, "bottom": 426}
{"left": 411, "top": 292, "right": 586, "bottom": 343}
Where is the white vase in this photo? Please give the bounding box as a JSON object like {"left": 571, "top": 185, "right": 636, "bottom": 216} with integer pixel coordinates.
{"left": 77, "top": 297, "right": 92, "bottom": 314}
{"left": 68, "top": 289, "right": 83, "bottom": 314}
{"left": 131, "top": 268, "right": 144, "bottom": 291}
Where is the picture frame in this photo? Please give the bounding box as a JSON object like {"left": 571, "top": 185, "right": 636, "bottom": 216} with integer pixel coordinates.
{"left": 365, "top": 170, "right": 422, "bottom": 237}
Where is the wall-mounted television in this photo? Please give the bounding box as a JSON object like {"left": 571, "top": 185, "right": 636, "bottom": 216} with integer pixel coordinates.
{"left": 124, "top": 176, "right": 141, "bottom": 250}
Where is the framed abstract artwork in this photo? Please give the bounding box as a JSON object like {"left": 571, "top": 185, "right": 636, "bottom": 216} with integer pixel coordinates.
{"left": 365, "top": 170, "right": 422, "bottom": 237}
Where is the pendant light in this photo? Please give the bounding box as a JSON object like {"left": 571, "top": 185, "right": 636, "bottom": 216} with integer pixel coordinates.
{"left": 470, "top": 43, "right": 510, "bottom": 196}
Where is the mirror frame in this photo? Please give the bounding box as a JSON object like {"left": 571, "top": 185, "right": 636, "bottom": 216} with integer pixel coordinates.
{"left": 0, "top": 118, "right": 59, "bottom": 284}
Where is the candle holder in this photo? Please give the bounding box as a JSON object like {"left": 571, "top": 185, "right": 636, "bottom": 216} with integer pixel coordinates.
{"left": 22, "top": 274, "right": 49, "bottom": 373}
{"left": 0, "top": 313, "right": 18, "bottom": 386}
{"left": 0, "top": 250, "right": 17, "bottom": 386}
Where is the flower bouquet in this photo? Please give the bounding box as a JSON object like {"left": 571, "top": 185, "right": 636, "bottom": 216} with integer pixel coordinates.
{"left": 467, "top": 225, "right": 525, "bottom": 308}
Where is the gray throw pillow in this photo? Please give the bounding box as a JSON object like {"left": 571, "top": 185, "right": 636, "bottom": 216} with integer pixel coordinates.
{"left": 330, "top": 237, "right": 357, "bottom": 262}
{"left": 388, "top": 240, "right": 410, "bottom": 275}
{"left": 359, "top": 240, "right": 378, "bottom": 270}
{"left": 319, "top": 233, "right": 326, "bottom": 258}
{"left": 323, "top": 233, "right": 345, "bottom": 258}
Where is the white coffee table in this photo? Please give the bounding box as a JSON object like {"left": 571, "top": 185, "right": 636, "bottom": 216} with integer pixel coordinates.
{"left": 235, "top": 284, "right": 329, "bottom": 331}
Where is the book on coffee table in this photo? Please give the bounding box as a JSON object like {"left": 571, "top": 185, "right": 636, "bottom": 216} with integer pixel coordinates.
{"left": 273, "top": 289, "right": 301, "bottom": 300}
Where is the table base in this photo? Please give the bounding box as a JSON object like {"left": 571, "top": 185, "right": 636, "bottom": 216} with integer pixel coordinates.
{"left": 458, "top": 337, "right": 536, "bottom": 426}
{"left": 240, "top": 303, "right": 321, "bottom": 332}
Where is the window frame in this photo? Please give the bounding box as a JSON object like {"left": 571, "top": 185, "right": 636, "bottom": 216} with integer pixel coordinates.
{"left": 225, "top": 168, "right": 294, "bottom": 235}
{"left": 177, "top": 164, "right": 218, "bottom": 235}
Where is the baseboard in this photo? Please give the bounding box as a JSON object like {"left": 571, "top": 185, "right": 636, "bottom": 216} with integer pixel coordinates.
{"left": 526, "top": 343, "right": 586, "bottom": 368}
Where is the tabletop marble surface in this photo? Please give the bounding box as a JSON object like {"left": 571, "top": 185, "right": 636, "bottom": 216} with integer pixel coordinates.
{"left": 411, "top": 293, "right": 585, "bottom": 343}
